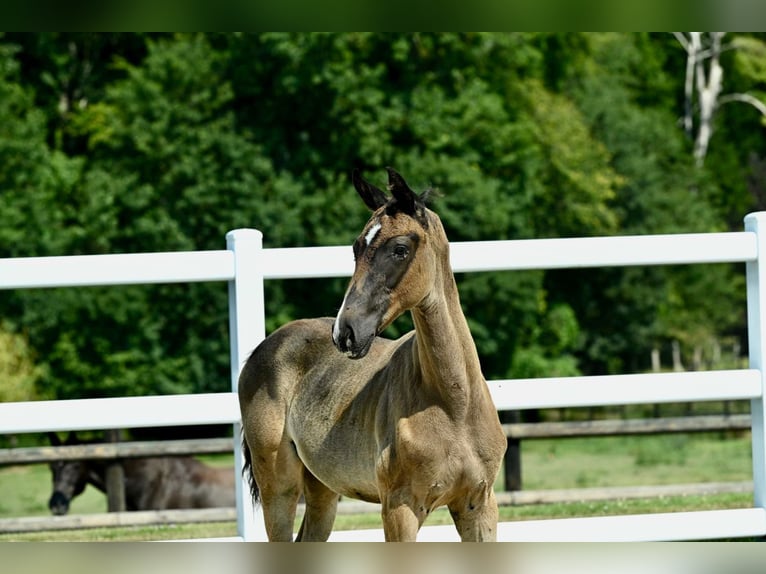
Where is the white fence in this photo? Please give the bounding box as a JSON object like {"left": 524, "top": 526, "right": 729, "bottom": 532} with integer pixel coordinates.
{"left": 1, "top": 213, "right": 766, "bottom": 541}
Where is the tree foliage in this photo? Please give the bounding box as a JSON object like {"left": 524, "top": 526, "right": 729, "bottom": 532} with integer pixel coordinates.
{"left": 0, "top": 323, "right": 43, "bottom": 402}
{"left": 0, "top": 33, "right": 761, "bottom": 402}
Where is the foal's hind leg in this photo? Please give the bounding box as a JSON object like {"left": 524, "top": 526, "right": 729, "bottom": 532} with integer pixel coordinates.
{"left": 294, "top": 469, "right": 339, "bottom": 541}
{"left": 246, "top": 431, "right": 304, "bottom": 541}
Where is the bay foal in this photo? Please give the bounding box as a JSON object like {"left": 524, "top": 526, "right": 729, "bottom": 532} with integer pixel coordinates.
{"left": 239, "top": 168, "right": 506, "bottom": 541}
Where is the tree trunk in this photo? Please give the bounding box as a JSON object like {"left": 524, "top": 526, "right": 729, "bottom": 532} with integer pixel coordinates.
{"left": 651, "top": 347, "right": 661, "bottom": 372}
{"left": 672, "top": 340, "right": 684, "bottom": 372}
{"left": 693, "top": 32, "right": 725, "bottom": 167}
{"left": 673, "top": 32, "right": 727, "bottom": 167}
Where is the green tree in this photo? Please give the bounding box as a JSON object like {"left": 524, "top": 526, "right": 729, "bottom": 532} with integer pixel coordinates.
{"left": 0, "top": 33, "right": 753, "bottom": 406}
{"left": 557, "top": 33, "right": 744, "bottom": 373}
{"left": 2, "top": 34, "right": 296, "bottom": 399}
{"left": 0, "top": 38, "right": 88, "bottom": 401}
{"left": 225, "top": 33, "right": 622, "bottom": 379}
{"left": 0, "top": 40, "right": 77, "bottom": 259}
{"left": 0, "top": 323, "right": 43, "bottom": 402}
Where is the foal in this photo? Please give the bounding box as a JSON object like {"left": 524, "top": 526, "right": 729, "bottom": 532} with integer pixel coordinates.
{"left": 48, "top": 432, "right": 235, "bottom": 514}
{"left": 239, "top": 168, "right": 506, "bottom": 541}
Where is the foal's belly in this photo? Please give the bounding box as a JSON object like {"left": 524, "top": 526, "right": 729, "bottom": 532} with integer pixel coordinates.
{"left": 289, "top": 416, "right": 382, "bottom": 503}
{"left": 286, "top": 362, "right": 385, "bottom": 503}
{"left": 300, "top": 443, "right": 381, "bottom": 503}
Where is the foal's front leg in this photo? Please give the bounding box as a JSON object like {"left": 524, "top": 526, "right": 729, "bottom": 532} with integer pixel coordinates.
{"left": 448, "top": 483, "right": 499, "bottom": 542}
{"left": 380, "top": 489, "right": 426, "bottom": 541}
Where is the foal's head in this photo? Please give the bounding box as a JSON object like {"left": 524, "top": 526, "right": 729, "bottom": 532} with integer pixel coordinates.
{"left": 47, "top": 432, "right": 91, "bottom": 516}
{"left": 332, "top": 168, "right": 446, "bottom": 359}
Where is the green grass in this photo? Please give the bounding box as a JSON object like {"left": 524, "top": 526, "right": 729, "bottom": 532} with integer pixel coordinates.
{"left": 0, "top": 434, "right": 756, "bottom": 540}
{"left": 0, "top": 464, "right": 105, "bottom": 517}
{"left": 519, "top": 432, "right": 752, "bottom": 490}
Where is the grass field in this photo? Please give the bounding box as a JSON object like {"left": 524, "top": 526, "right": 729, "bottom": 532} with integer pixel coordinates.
{"left": 0, "top": 433, "right": 755, "bottom": 541}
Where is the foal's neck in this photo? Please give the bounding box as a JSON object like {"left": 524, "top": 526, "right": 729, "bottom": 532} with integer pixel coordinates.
{"left": 410, "top": 247, "right": 484, "bottom": 414}
{"left": 87, "top": 462, "right": 107, "bottom": 493}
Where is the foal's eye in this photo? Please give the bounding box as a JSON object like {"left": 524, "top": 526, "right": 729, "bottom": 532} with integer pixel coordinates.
{"left": 392, "top": 244, "right": 409, "bottom": 260}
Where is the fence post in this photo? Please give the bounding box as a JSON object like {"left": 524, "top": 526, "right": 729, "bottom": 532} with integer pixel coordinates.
{"left": 227, "top": 229, "right": 267, "bottom": 541}
{"left": 501, "top": 410, "right": 522, "bottom": 491}
{"left": 104, "top": 429, "right": 126, "bottom": 512}
{"left": 745, "top": 212, "right": 766, "bottom": 511}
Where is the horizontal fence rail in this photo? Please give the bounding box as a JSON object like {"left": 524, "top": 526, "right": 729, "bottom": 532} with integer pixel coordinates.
{"left": 325, "top": 508, "right": 766, "bottom": 542}
{"left": 489, "top": 370, "right": 763, "bottom": 410}
{"left": 0, "top": 231, "right": 757, "bottom": 289}
{"left": 0, "top": 251, "right": 236, "bottom": 289}
{"left": 0, "top": 394, "right": 239, "bottom": 434}
{"left": 0, "top": 438, "right": 233, "bottom": 465}
{"left": 247, "top": 232, "right": 760, "bottom": 279}
{"left": 449, "top": 232, "right": 758, "bottom": 272}
{"left": 0, "top": 370, "right": 757, "bottom": 435}
{"left": 2, "top": 413, "right": 750, "bottom": 466}
{"left": 0, "top": 508, "right": 237, "bottom": 534}
{"left": 1, "top": 219, "right": 766, "bottom": 541}
{"left": 504, "top": 414, "right": 753, "bottom": 439}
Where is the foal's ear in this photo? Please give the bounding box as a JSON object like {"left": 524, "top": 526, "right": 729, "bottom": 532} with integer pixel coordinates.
{"left": 352, "top": 169, "right": 388, "bottom": 211}
{"left": 48, "top": 432, "right": 61, "bottom": 446}
{"left": 386, "top": 167, "right": 422, "bottom": 216}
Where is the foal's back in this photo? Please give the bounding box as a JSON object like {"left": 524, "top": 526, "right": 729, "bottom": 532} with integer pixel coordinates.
{"left": 123, "top": 457, "right": 235, "bottom": 510}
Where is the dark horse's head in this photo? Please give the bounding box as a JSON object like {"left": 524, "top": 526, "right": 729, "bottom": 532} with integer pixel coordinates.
{"left": 332, "top": 168, "right": 444, "bottom": 359}
{"left": 47, "top": 432, "right": 90, "bottom": 516}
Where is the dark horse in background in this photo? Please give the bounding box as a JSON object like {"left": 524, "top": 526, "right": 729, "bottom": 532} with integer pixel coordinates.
{"left": 47, "top": 432, "right": 235, "bottom": 515}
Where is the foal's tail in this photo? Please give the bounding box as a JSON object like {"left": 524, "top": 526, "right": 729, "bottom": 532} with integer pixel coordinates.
{"left": 241, "top": 434, "right": 260, "bottom": 505}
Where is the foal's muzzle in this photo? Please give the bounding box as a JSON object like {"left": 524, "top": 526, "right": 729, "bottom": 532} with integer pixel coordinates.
{"left": 49, "top": 491, "right": 70, "bottom": 516}
{"left": 332, "top": 313, "right": 377, "bottom": 360}
{"left": 332, "top": 286, "right": 382, "bottom": 360}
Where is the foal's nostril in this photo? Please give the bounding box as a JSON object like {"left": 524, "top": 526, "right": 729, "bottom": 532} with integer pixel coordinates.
{"left": 341, "top": 326, "right": 355, "bottom": 353}
{"left": 333, "top": 319, "right": 356, "bottom": 355}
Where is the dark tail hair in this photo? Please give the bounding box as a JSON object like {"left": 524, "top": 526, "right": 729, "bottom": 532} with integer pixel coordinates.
{"left": 241, "top": 434, "right": 260, "bottom": 505}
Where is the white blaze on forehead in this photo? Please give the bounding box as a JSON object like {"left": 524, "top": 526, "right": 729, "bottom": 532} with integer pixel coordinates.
{"left": 364, "top": 222, "right": 382, "bottom": 246}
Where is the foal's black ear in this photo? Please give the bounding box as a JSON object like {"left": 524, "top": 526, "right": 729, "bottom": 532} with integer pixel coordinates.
{"left": 352, "top": 169, "right": 388, "bottom": 211}
{"left": 386, "top": 167, "right": 421, "bottom": 216}
{"left": 66, "top": 431, "right": 78, "bottom": 445}
{"left": 48, "top": 432, "right": 61, "bottom": 446}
